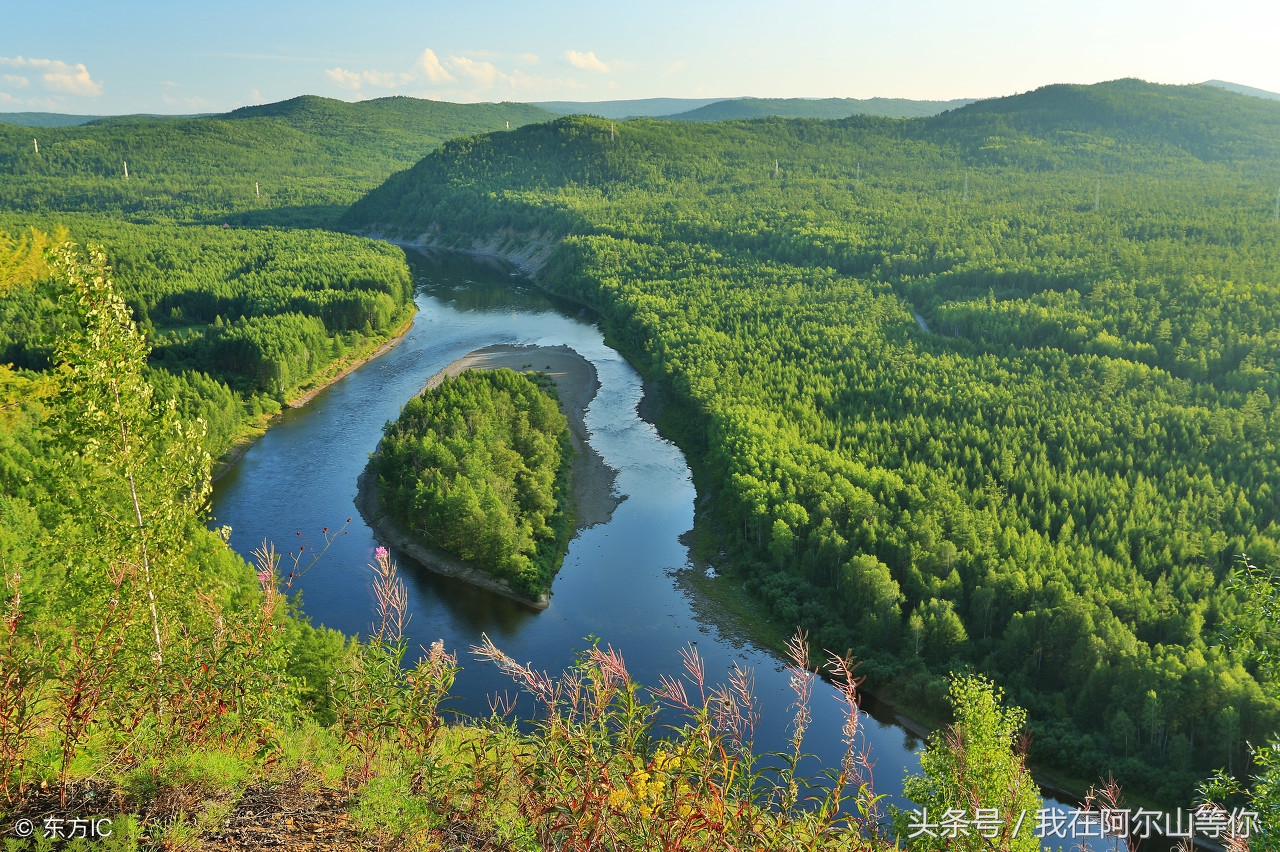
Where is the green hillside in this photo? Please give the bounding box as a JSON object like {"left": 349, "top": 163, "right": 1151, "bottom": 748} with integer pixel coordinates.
{"left": 662, "top": 96, "right": 973, "bottom": 121}
{"left": 346, "top": 79, "right": 1280, "bottom": 805}
{"left": 2, "top": 95, "right": 555, "bottom": 226}
{"left": 928, "top": 78, "right": 1280, "bottom": 162}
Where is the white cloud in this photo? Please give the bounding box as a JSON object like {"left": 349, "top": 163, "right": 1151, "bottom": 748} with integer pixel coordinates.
{"left": 564, "top": 50, "right": 610, "bottom": 74}
{"left": 47, "top": 64, "right": 102, "bottom": 95}
{"left": 0, "top": 92, "right": 15, "bottom": 103}
{"left": 3, "top": 74, "right": 29, "bottom": 87}
{"left": 666, "top": 60, "right": 686, "bottom": 74}
{"left": 416, "top": 49, "right": 454, "bottom": 83}
{"left": 324, "top": 67, "right": 364, "bottom": 90}
{"left": 320, "top": 48, "right": 567, "bottom": 101}
{"left": 448, "top": 55, "right": 504, "bottom": 85}
{"left": 324, "top": 66, "right": 412, "bottom": 91}
{"left": 0, "top": 56, "right": 102, "bottom": 96}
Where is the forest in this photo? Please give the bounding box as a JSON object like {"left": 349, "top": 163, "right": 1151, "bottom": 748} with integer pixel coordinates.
{"left": 0, "top": 95, "right": 553, "bottom": 226}
{"left": 0, "top": 94, "right": 546, "bottom": 460}
{"left": 4, "top": 228, "right": 1041, "bottom": 850}
{"left": 373, "top": 369, "right": 575, "bottom": 598}
{"left": 4, "top": 78, "right": 1280, "bottom": 844}
{"left": 346, "top": 79, "right": 1280, "bottom": 806}
{"left": 0, "top": 213, "right": 414, "bottom": 458}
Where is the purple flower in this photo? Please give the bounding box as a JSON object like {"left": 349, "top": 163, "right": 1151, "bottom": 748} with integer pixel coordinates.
{"left": 375, "top": 546, "right": 389, "bottom": 560}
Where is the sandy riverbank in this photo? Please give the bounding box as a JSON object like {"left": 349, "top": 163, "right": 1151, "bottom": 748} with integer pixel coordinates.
{"left": 355, "top": 343, "right": 622, "bottom": 609}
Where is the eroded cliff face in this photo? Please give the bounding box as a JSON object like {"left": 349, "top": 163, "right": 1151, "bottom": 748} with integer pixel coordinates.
{"left": 362, "top": 227, "right": 559, "bottom": 277}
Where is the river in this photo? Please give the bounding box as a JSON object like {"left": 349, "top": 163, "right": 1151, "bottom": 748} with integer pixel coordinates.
{"left": 212, "top": 249, "right": 1099, "bottom": 845}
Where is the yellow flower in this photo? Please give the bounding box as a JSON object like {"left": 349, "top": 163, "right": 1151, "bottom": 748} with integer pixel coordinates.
{"left": 608, "top": 787, "right": 630, "bottom": 809}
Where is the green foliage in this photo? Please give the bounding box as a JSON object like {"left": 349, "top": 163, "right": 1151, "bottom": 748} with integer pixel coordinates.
{"left": 2, "top": 96, "right": 554, "bottom": 226}
{"left": 347, "top": 78, "right": 1280, "bottom": 803}
{"left": 0, "top": 217, "right": 414, "bottom": 456}
{"left": 0, "top": 244, "right": 303, "bottom": 812}
{"left": 897, "top": 674, "right": 1042, "bottom": 852}
{"left": 375, "top": 369, "right": 574, "bottom": 598}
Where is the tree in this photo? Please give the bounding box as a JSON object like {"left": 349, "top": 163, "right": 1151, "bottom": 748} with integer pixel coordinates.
{"left": 899, "top": 674, "right": 1043, "bottom": 852}
{"left": 49, "top": 244, "right": 213, "bottom": 665}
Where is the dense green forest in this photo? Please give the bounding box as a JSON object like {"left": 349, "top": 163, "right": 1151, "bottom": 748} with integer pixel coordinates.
{"left": 4, "top": 232, "right": 990, "bottom": 849}
{"left": 1, "top": 95, "right": 553, "bottom": 226}
{"left": 374, "top": 369, "right": 574, "bottom": 598}
{"left": 0, "top": 94, "right": 548, "bottom": 459}
{"left": 346, "top": 79, "right": 1280, "bottom": 805}
{"left": 5, "top": 76, "right": 1280, "bottom": 844}
{"left": 0, "top": 213, "right": 414, "bottom": 458}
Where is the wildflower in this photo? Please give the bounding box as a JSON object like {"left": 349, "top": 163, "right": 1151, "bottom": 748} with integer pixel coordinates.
{"left": 608, "top": 787, "right": 630, "bottom": 809}
{"left": 375, "top": 546, "right": 389, "bottom": 560}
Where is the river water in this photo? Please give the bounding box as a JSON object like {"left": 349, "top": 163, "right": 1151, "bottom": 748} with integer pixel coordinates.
{"left": 212, "top": 250, "right": 1094, "bottom": 843}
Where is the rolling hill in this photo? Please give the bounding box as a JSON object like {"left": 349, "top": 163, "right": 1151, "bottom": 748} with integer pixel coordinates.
{"left": 1, "top": 95, "right": 556, "bottom": 225}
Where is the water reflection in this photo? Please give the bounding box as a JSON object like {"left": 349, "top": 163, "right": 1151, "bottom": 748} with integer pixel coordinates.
{"left": 212, "top": 248, "right": 1095, "bottom": 844}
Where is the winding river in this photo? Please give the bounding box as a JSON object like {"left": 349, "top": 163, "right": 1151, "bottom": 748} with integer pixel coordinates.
{"left": 212, "top": 250, "right": 1090, "bottom": 839}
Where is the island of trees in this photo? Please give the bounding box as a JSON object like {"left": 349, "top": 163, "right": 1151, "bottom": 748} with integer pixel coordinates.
{"left": 371, "top": 368, "right": 575, "bottom": 600}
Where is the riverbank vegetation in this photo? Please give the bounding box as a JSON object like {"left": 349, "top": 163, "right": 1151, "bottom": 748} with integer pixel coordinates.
{"left": 346, "top": 79, "right": 1280, "bottom": 808}
{"left": 0, "top": 215, "right": 414, "bottom": 458}
{"left": 6, "top": 76, "right": 1280, "bottom": 842}
{"left": 1, "top": 237, "right": 1046, "bottom": 849}
{"left": 0, "top": 95, "right": 548, "bottom": 461}
{"left": 372, "top": 369, "right": 575, "bottom": 599}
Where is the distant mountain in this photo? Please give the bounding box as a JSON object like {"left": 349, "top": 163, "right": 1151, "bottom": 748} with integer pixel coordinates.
{"left": 217, "top": 95, "right": 554, "bottom": 145}
{"left": 661, "top": 96, "right": 974, "bottom": 121}
{"left": 1203, "top": 79, "right": 1280, "bottom": 102}
{"left": 0, "top": 112, "right": 102, "bottom": 127}
{"left": 532, "top": 98, "right": 728, "bottom": 119}
{"left": 0, "top": 95, "right": 557, "bottom": 224}
{"left": 925, "top": 78, "right": 1280, "bottom": 163}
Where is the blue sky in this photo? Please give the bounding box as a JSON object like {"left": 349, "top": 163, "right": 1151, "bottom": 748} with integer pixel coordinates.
{"left": 2, "top": 0, "right": 1277, "bottom": 114}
